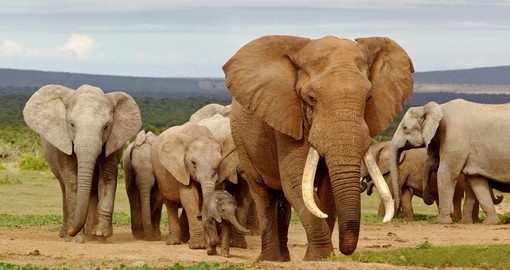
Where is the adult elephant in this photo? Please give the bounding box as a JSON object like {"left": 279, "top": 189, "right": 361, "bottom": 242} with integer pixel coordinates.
{"left": 151, "top": 123, "right": 238, "bottom": 248}
{"left": 123, "top": 130, "right": 163, "bottom": 241}
{"left": 222, "top": 35, "right": 414, "bottom": 260}
{"left": 189, "top": 103, "right": 231, "bottom": 124}
{"left": 23, "top": 84, "right": 141, "bottom": 242}
{"left": 389, "top": 99, "right": 510, "bottom": 225}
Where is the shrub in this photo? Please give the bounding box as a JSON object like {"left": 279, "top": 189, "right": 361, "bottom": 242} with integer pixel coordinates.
{"left": 19, "top": 154, "right": 49, "bottom": 171}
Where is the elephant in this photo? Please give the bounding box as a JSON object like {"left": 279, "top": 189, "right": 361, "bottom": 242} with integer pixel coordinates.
{"left": 23, "top": 84, "right": 141, "bottom": 242}
{"left": 194, "top": 112, "right": 258, "bottom": 247}
{"left": 123, "top": 130, "right": 163, "bottom": 241}
{"left": 362, "top": 141, "right": 465, "bottom": 221}
{"left": 389, "top": 99, "right": 510, "bottom": 225}
{"left": 222, "top": 35, "right": 414, "bottom": 260}
{"left": 151, "top": 123, "right": 238, "bottom": 249}
{"left": 189, "top": 103, "right": 231, "bottom": 124}
{"left": 198, "top": 189, "right": 250, "bottom": 258}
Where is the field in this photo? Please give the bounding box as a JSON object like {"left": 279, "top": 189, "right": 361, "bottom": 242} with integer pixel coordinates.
{"left": 2, "top": 166, "right": 510, "bottom": 269}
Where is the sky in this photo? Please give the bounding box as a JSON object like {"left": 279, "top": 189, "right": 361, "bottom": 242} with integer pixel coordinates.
{"left": 0, "top": 0, "right": 509, "bottom": 78}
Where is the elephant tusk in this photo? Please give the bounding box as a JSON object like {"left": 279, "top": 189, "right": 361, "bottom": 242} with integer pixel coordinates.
{"left": 363, "top": 151, "right": 394, "bottom": 223}
{"left": 302, "top": 147, "right": 328, "bottom": 219}
{"left": 213, "top": 146, "right": 236, "bottom": 171}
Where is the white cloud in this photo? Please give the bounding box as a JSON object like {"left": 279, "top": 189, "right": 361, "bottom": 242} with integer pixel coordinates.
{"left": 56, "top": 34, "right": 99, "bottom": 59}
{"left": 0, "top": 40, "right": 23, "bottom": 57}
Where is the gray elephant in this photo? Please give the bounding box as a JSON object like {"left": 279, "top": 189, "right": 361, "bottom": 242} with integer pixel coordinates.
{"left": 23, "top": 84, "right": 141, "bottom": 242}
{"left": 389, "top": 99, "right": 509, "bottom": 224}
{"left": 151, "top": 123, "right": 238, "bottom": 249}
{"left": 123, "top": 130, "right": 163, "bottom": 241}
{"left": 199, "top": 189, "right": 250, "bottom": 258}
{"left": 362, "top": 141, "right": 465, "bottom": 221}
{"left": 189, "top": 103, "right": 231, "bottom": 124}
{"left": 223, "top": 35, "right": 413, "bottom": 260}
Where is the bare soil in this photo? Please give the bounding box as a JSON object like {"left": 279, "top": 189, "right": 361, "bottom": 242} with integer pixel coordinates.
{"left": 2, "top": 202, "right": 510, "bottom": 270}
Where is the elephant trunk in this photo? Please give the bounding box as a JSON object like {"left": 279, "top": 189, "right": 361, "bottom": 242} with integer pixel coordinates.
{"left": 389, "top": 141, "right": 402, "bottom": 215}
{"left": 201, "top": 181, "right": 216, "bottom": 199}
{"left": 68, "top": 158, "right": 97, "bottom": 236}
{"left": 422, "top": 160, "right": 435, "bottom": 205}
{"left": 328, "top": 155, "right": 362, "bottom": 255}
{"left": 225, "top": 212, "right": 251, "bottom": 234}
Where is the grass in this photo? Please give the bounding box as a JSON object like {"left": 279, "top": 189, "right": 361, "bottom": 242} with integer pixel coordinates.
{"left": 331, "top": 241, "right": 510, "bottom": 270}
{"left": 0, "top": 262, "right": 243, "bottom": 270}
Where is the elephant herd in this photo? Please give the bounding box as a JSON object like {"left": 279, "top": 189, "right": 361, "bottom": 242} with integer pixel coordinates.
{"left": 20, "top": 34, "right": 508, "bottom": 262}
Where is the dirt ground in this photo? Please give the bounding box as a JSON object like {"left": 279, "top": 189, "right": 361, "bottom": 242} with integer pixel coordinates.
{"left": 1, "top": 201, "right": 510, "bottom": 270}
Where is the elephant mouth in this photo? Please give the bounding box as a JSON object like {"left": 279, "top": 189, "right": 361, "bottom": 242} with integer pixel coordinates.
{"left": 301, "top": 147, "right": 395, "bottom": 222}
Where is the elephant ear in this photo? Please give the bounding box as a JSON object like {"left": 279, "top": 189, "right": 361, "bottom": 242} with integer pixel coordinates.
{"left": 133, "top": 130, "right": 146, "bottom": 147}
{"left": 216, "top": 136, "right": 239, "bottom": 185}
{"left": 223, "top": 35, "right": 311, "bottom": 140}
{"left": 106, "top": 92, "right": 142, "bottom": 157}
{"left": 374, "top": 142, "right": 391, "bottom": 175}
{"left": 23, "top": 84, "right": 74, "bottom": 155}
{"left": 356, "top": 37, "right": 415, "bottom": 137}
{"left": 398, "top": 150, "right": 407, "bottom": 164}
{"left": 158, "top": 133, "right": 192, "bottom": 186}
{"left": 421, "top": 102, "right": 443, "bottom": 148}
{"left": 145, "top": 131, "right": 157, "bottom": 145}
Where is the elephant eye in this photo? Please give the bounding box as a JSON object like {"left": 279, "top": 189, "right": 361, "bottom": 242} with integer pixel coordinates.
{"left": 307, "top": 91, "right": 317, "bottom": 105}
{"left": 191, "top": 160, "right": 197, "bottom": 167}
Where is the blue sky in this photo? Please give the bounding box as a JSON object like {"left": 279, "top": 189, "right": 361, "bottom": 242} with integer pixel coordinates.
{"left": 0, "top": 1, "right": 509, "bottom": 77}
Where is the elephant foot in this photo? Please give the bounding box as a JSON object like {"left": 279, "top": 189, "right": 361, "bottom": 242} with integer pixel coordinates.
{"left": 59, "top": 226, "right": 67, "bottom": 238}
{"left": 207, "top": 247, "right": 217, "bottom": 255}
{"left": 230, "top": 235, "right": 247, "bottom": 249}
{"left": 221, "top": 249, "right": 231, "bottom": 258}
{"left": 303, "top": 244, "right": 333, "bottom": 261}
{"left": 92, "top": 220, "right": 113, "bottom": 238}
{"left": 132, "top": 231, "right": 145, "bottom": 240}
{"left": 166, "top": 236, "right": 182, "bottom": 245}
{"left": 64, "top": 234, "right": 86, "bottom": 243}
{"left": 403, "top": 215, "right": 414, "bottom": 222}
{"left": 459, "top": 217, "right": 474, "bottom": 224}
{"left": 433, "top": 215, "right": 452, "bottom": 224}
{"left": 188, "top": 237, "right": 206, "bottom": 249}
{"left": 144, "top": 234, "right": 162, "bottom": 241}
{"left": 482, "top": 215, "right": 502, "bottom": 225}
{"left": 256, "top": 246, "right": 290, "bottom": 262}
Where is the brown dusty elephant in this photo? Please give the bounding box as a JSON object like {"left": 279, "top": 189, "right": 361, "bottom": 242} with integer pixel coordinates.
{"left": 362, "top": 141, "right": 465, "bottom": 221}
{"left": 189, "top": 103, "right": 231, "bottom": 124}
{"left": 223, "top": 35, "right": 414, "bottom": 260}
{"left": 23, "top": 84, "right": 141, "bottom": 242}
{"left": 199, "top": 189, "right": 250, "bottom": 258}
{"left": 123, "top": 130, "right": 163, "bottom": 241}
{"left": 151, "top": 123, "right": 238, "bottom": 249}
{"left": 390, "top": 99, "right": 509, "bottom": 225}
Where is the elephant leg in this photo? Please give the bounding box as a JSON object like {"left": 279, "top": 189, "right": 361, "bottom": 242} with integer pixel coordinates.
{"left": 280, "top": 159, "right": 333, "bottom": 261}
{"left": 316, "top": 175, "right": 336, "bottom": 234}
{"left": 179, "top": 208, "right": 190, "bottom": 243}
{"left": 451, "top": 184, "right": 464, "bottom": 222}
{"left": 434, "top": 162, "right": 459, "bottom": 224}
{"left": 401, "top": 187, "right": 414, "bottom": 222}
{"left": 57, "top": 179, "right": 67, "bottom": 238}
{"left": 245, "top": 197, "right": 259, "bottom": 235}
{"left": 163, "top": 199, "right": 182, "bottom": 245}
{"left": 226, "top": 179, "right": 250, "bottom": 248}
{"left": 126, "top": 178, "right": 144, "bottom": 239}
{"left": 469, "top": 176, "right": 501, "bottom": 225}
{"left": 460, "top": 177, "right": 477, "bottom": 224}
{"left": 377, "top": 200, "right": 386, "bottom": 218}
{"left": 93, "top": 153, "right": 119, "bottom": 238}
{"left": 62, "top": 165, "right": 85, "bottom": 243}
{"left": 204, "top": 219, "right": 218, "bottom": 255}
{"left": 150, "top": 187, "right": 163, "bottom": 240}
{"left": 179, "top": 182, "right": 206, "bottom": 249}
{"left": 220, "top": 222, "right": 231, "bottom": 258}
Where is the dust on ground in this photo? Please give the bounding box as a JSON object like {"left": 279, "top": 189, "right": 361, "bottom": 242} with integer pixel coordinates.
{"left": 2, "top": 204, "right": 510, "bottom": 270}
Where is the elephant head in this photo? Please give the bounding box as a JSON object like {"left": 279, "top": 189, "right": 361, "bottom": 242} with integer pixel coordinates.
{"left": 223, "top": 35, "right": 414, "bottom": 254}
{"left": 155, "top": 124, "right": 238, "bottom": 196}
{"left": 23, "top": 84, "right": 142, "bottom": 236}
{"left": 389, "top": 102, "right": 443, "bottom": 209}
{"left": 203, "top": 190, "right": 250, "bottom": 234}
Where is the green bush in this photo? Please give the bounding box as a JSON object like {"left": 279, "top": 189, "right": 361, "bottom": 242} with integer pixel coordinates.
{"left": 18, "top": 154, "right": 49, "bottom": 171}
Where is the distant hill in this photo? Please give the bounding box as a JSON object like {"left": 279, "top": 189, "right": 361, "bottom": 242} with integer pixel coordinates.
{"left": 0, "top": 68, "right": 231, "bottom": 99}
{"left": 1, "top": 66, "right": 510, "bottom": 102}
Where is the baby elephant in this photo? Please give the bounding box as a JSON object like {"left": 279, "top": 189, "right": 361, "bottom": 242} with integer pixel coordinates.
{"left": 199, "top": 190, "right": 250, "bottom": 258}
